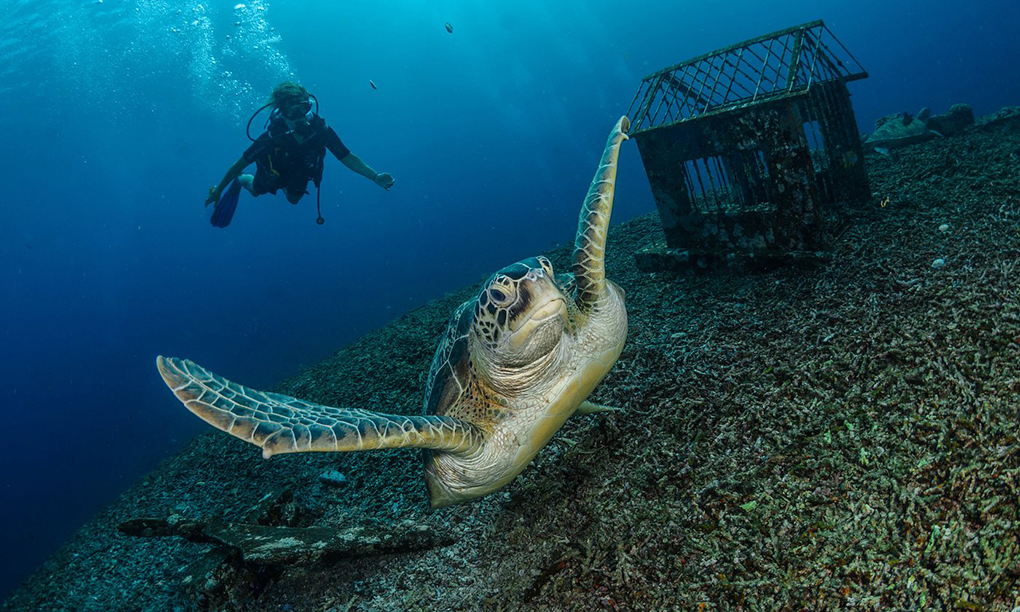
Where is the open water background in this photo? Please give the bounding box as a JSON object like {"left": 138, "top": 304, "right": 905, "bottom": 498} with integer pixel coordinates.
{"left": 1, "top": 0, "right": 1018, "bottom": 600}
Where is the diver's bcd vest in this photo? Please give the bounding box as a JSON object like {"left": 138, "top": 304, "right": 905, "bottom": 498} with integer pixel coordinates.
{"left": 257, "top": 115, "right": 328, "bottom": 186}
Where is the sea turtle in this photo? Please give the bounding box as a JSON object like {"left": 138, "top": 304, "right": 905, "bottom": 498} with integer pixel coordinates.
{"left": 158, "top": 116, "right": 630, "bottom": 509}
{"left": 865, "top": 107, "right": 942, "bottom": 154}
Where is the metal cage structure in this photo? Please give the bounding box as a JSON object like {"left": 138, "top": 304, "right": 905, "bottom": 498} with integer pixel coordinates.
{"left": 626, "top": 20, "right": 870, "bottom": 269}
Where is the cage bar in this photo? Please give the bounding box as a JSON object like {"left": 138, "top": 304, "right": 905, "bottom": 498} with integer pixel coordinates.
{"left": 627, "top": 20, "right": 870, "bottom": 270}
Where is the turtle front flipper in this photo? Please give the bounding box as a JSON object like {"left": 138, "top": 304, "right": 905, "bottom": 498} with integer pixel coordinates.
{"left": 572, "top": 115, "right": 629, "bottom": 310}
{"left": 156, "top": 356, "right": 484, "bottom": 458}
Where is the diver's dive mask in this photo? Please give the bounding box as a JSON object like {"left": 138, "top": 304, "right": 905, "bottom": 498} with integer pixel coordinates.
{"left": 271, "top": 97, "right": 314, "bottom": 130}
{"left": 247, "top": 94, "right": 319, "bottom": 141}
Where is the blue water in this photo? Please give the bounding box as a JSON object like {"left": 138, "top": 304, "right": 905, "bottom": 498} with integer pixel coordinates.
{"left": 1, "top": 0, "right": 1017, "bottom": 601}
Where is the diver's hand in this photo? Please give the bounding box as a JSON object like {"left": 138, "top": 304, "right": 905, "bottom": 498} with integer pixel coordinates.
{"left": 205, "top": 186, "right": 221, "bottom": 207}
{"left": 374, "top": 172, "right": 395, "bottom": 190}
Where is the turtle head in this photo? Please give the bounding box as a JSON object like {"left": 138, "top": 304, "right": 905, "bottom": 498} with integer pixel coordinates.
{"left": 472, "top": 256, "right": 567, "bottom": 372}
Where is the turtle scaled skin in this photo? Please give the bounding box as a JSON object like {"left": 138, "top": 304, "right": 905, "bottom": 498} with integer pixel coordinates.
{"left": 157, "top": 116, "right": 630, "bottom": 509}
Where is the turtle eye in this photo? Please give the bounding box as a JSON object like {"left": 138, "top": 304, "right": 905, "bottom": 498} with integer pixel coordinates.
{"left": 488, "top": 287, "right": 509, "bottom": 304}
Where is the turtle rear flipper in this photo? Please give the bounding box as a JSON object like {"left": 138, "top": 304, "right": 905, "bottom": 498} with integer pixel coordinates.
{"left": 156, "top": 356, "right": 483, "bottom": 458}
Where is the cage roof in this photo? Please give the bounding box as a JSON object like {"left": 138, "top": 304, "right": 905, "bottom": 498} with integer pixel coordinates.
{"left": 627, "top": 20, "right": 867, "bottom": 134}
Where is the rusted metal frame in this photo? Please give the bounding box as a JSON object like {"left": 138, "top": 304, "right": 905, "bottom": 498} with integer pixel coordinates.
{"left": 823, "top": 82, "right": 856, "bottom": 157}
{"left": 681, "top": 160, "right": 698, "bottom": 213}
{"left": 689, "top": 157, "right": 712, "bottom": 214}
{"left": 822, "top": 23, "right": 868, "bottom": 78}
{"left": 701, "top": 151, "right": 729, "bottom": 214}
{"left": 758, "top": 35, "right": 787, "bottom": 96}
{"left": 805, "top": 30, "right": 839, "bottom": 83}
{"left": 763, "top": 35, "right": 791, "bottom": 97}
{"left": 700, "top": 157, "right": 719, "bottom": 213}
{"left": 641, "top": 88, "right": 811, "bottom": 135}
{"left": 831, "top": 80, "right": 870, "bottom": 203}
{"left": 836, "top": 84, "right": 860, "bottom": 147}
{"left": 802, "top": 97, "right": 832, "bottom": 205}
{"left": 660, "top": 73, "right": 686, "bottom": 124}
{"left": 712, "top": 154, "right": 735, "bottom": 211}
{"left": 721, "top": 69, "right": 758, "bottom": 105}
{"left": 754, "top": 149, "right": 773, "bottom": 204}
{"left": 640, "top": 80, "right": 666, "bottom": 130}
{"left": 726, "top": 150, "right": 750, "bottom": 209}
{"left": 823, "top": 85, "right": 850, "bottom": 203}
{"left": 720, "top": 48, "right": 756, "bottom": 103}
{"left": 686, "top": 58, "right": 722, "bottom": 116}
{"left": 811, "top": 31, "right": 861, "bottom": 82}
{"left": 803, "top": 24, "right": 828, "bottom": 82}
{"left": 680, "top": 159, "right": 700, "bottom": 216}
{"left": 728, "top": 54, "right": 761, "bottom": 97}
{"left": 731, "top": 151, "right": 750, "bottom": 208}
{"left": 625, "top": 80, "right": 646, "bottom": 120}
{"left": 785, "top": 30, "right": 805, "bottom": 91}
{"left": 802, "top": 28, "right": 825, "bottom": 90}
{"left": 770, "top": 33, "right": 795, "bottom": 97}
{"left": 663, "top": 67, "right": 708, "bottom": 120}
{"left": 675, "top": 65, "right": 702, "bottom": 119}
{"left": 660, "top": 77, "right": 680, "bottom": 124}
{"left": 742, "top": 42, "right": 781, "bottom": 98}
{"left": 705, "top": 51, "right": 733, "bottom": 111}
{"left": 819, "top": 81, "right": 855, "bottom": 202}
{"left": 706, "top": 54, "right": 737, "bottom": 106}
{"left": 748, "top": 149, "right": 769, "bottom": 205}
{"left": 647, "top": 75, "right": 672, "bottom": 129}
{"left": 627, "top": 79, "right": 654, "bottom": 130}
{"left": 817, "top": 85, "right": 848, "bottom": 199}
{"left": 648, "top": 66, "right": 693, "bottom": 127}
{"left": 752, "top": 37, "right": 778, "bottom": 101}
{"left": 677, "top": 64, "right": 704, "bottom": 120}
{"left": 636, "top": 20, "right": 824, "bottom": 82}
{"left": 740, "top": 149, "right": 759, "bottom": 207}
{"left": 705, "top": 52, "right": 738, "bottom": 106}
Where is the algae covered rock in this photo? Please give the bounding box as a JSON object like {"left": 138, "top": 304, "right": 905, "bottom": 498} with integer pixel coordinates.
{"left": 929, "top": 103, "right": 975, "bottom": 135}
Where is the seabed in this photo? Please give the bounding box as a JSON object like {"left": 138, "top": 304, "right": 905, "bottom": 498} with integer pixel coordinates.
{"left": 3, "top": 108, "right": 1019, "bottom": 612}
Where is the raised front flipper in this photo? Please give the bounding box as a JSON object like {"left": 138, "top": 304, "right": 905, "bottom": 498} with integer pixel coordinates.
{"left": 572, "top": 116, "right": 629, "bottom": 311}
{"left": 157, "top": 356, "right": 484, "bottom": 459}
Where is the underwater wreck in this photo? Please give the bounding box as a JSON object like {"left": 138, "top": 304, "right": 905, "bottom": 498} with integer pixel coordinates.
{"left": 627, "top": 20, "right": 870, "bottom": 269}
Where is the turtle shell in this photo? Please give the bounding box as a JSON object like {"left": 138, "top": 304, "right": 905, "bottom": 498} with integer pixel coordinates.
{"left": 422, "top": 300, "right": 475, "bottom": 417}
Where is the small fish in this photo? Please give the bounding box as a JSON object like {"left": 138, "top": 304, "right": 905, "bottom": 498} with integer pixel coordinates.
{"left": 445, "top": 22, "right": 453, "bottom": 34}
{"left": 369, "top": 80, "right": 377, "bottom": 90}
{"left": 841, "top": 150, "right": 859, "bottom": 168}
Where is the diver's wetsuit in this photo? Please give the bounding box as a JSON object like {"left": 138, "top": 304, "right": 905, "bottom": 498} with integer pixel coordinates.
{"left": 242, "top": 116, "right": 350, "bottom": 197}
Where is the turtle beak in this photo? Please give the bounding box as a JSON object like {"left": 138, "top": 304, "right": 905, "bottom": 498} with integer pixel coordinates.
{"left": 530, "top": 298, "right": 567, "bottom": 323}
{"left": 508, "top": 297, "right": 566, "bottom": 348}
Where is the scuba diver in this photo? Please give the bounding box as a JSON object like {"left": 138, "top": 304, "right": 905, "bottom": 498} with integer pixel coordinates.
{"left": 205, "top": 81, "right": 395, "bottom": 227}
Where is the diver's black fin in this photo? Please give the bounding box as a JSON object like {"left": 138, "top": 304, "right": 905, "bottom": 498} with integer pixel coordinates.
{"left": 211, "top": 179, "right": 242, "bottom": 228}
